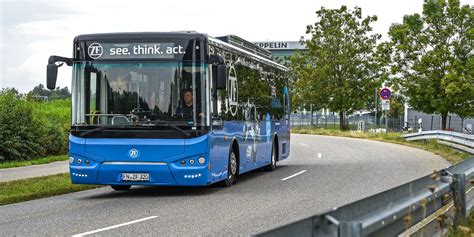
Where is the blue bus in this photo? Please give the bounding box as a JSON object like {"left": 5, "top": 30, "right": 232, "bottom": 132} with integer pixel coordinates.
{"left": 46, "top": 32, "right": 290, "bottom": 190}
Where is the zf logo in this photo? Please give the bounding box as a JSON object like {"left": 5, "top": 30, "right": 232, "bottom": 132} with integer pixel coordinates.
{"left": 128, "top": 148, "right": 140, "bottom": 158}
{"left": 227, "top": 66, "right": 238, "bottom": 116}
{"left": 88, "top": 43, "right": 103, "bottom": 59}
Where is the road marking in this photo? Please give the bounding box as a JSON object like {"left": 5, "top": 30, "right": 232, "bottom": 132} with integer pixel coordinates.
{"left": 281, "top": 170, "right": 307, "bottom": 181}
{"left": 299, "top": 143, "right": 310, "bottom": 147}
{"left": 318, "top": 153, "right": 322, "bottom": 158}
{"left": 71, "top": 216, "right": 157, "bottom": 237}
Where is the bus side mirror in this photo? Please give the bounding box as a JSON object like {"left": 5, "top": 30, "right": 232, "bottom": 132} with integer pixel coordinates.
{"left": 46, "top": 55, "right": 73, "bottom": 90}
{"left": 46, "top": 64, "right": 58, "bottom": 90}
{"left": 216, "top": 64, "right": 227, "bottom": 90}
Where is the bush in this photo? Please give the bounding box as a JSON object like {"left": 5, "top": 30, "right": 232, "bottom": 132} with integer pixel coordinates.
{"left": 0, "top": 89, "right": 71, "bottom": 162}
{"left": 32, "top": 99, "right": 70, "bottom": 155}
{"left": 0, "top": 89, "right": 44, "bottom": 161}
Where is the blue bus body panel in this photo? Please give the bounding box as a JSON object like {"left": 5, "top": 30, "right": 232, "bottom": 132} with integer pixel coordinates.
{"left": 69, "top": 117, "right": 290, "bottom": 186}
{"left": 85, "top": 138, "right": 185, "bottom": 163}
{"left": 69, "top": 135, "right": 211, "bottom": 186}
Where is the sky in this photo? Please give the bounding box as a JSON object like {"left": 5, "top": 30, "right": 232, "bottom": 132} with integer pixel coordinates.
{"left": 0, "top": 0, "right": 471, "bottom": 92}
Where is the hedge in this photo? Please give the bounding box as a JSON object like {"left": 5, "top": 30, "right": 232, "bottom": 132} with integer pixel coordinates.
{"left": 0, "top": 89, "right": 70, "bottom": 162}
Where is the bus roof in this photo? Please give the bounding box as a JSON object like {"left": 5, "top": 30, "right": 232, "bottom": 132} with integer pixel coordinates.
{"left": 209, "top": 37, "right": 288, "bottom": 72}
{"left": 73, "top": 31, "right": 288, "bottom": 71}
{"left": 74, "top": 31, "right": 207, "bottom": 42}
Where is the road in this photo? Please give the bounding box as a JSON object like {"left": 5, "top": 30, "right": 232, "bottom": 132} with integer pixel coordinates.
{"left": 0, "top": 160, "right": 69, "bottom": 182}
{"left": 0, "top": 134, "right": 450, "bottom": 236}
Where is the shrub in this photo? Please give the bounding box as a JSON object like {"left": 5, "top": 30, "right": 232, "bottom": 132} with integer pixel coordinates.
{"left": 0, "top": 89, "right": 44, "bottom": 161}
{"left": 32, "top": 99, "right": 71, "bottom": 155}
{"left": 0, "top": 89, "right": 71, "bottom": 162}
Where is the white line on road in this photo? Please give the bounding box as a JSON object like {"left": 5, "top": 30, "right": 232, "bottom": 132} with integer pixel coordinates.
{"left": 71, "top": 216, "right": 158, "bottom": 237}
{"left": 281, "top": 170, "right": 307, "bottom": 181}
{"left": 299, "top": 143, "right": 310, "bottom": 147}
{"left": 318, "top": 153, "right": 322, "bottom": 158}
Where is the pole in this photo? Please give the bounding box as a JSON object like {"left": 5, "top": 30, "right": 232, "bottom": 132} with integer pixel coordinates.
{"left": 448, "top": 116, "right": 451, "bottom": 130}
{"left": 325, "top": 109, "right": 328, "bottom": 128}
{"left": 453, "top": 174, "right": 467, "bottom": 226}
{"left": 430, "top": 116, "right": 433, "bottom": 131}
{"left": 374, "top": 87, "right": 378, "bottom": 128}
{"left": 310, "top": 104, "right": 313, "bottom": 126}
{"left": 414, "top": 115, "right": 417, "bottom": 132}
{"left": 385, "top": 111, "right": 388, "bottom": 133}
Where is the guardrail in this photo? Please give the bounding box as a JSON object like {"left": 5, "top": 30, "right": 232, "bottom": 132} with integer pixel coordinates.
{"left": 256, "top": 157, "right": 474, "bottom": 237}
{"left": 403, "top": 130, "right": 474, "bottom": 154}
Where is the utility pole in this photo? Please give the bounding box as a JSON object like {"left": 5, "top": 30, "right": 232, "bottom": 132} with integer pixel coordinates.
{"left": 374, "top": 87, "right": 378, "bottom": 128}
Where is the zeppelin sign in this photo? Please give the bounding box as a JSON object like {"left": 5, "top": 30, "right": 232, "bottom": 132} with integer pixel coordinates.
{"left": 254, "top": 41, "right": 305, "bottom": 50}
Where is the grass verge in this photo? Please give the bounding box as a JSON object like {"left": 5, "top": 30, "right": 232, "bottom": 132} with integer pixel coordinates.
{"left": 292, "top": 127, "right": 470, "bottom": 164}
{"left": 0, "top": 155, "right": 68, "bottom": 169}
{"left": 447, "top": 213, "right": 474, "bottom": 237}
{"left": 0, "top": 173, "right": 100, "bottom": 206}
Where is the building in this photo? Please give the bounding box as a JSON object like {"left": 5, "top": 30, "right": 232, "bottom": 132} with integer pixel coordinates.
{"left": 404, "top": 105, "right": 474, "bottom": 134}
{"left": 253, "top": 41, "right": 306, "bottom": 63}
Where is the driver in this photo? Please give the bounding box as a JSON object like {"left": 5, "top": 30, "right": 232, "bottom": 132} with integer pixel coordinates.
{"left": 176, "top": 89, "right": 194, "bottom": 115}
{"left": 176, "top": 89, "right": 203, "bottom": 117}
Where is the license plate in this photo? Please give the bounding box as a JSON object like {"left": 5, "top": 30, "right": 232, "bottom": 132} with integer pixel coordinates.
{"left": 121, "top": 173, "right": 149, "bottom": 181}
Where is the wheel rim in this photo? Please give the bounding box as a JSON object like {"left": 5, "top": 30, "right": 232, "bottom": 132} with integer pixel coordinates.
{"left": 230, "top": 152, "right": 237, "bottom": 177}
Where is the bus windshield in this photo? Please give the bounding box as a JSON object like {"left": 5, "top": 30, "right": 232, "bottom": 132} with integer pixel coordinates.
{"left": 71, "top": 62, "right": 207, "bottom": 128}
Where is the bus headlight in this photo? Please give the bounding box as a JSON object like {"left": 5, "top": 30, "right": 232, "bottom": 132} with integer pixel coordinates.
{"left": 69, "top": 156, "right": 74, "bottom": 164}
{"left": 198, "top": 156, "right": 205, "bottom": 164}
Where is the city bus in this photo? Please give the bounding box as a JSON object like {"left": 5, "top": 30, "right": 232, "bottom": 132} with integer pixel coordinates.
{"left": 46, "top": 32, "right": 290, "bottom": 190}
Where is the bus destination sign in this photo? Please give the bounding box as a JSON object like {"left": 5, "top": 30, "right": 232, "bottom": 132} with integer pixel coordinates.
{"left": 87, "top": 42, "right": 186, "bottom": 60}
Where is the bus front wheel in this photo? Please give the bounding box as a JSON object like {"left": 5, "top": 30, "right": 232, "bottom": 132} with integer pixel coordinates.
{"left": 111, "top": 185, "right": 131, "bottom": 191}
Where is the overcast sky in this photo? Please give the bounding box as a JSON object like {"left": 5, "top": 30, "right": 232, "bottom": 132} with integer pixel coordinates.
{"left": 0, "top": 0, "right": 471, "bottom": 92}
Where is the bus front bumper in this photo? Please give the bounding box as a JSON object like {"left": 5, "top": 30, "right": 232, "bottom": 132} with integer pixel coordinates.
{"left": 69, "top": 161, "right": 210, "bottom": 186}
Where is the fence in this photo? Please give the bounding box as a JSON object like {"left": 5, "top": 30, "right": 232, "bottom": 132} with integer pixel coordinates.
{"left": 256, "top": 157, "right": 474, "bottom": 237}
{"left": 406, "top": 110, "right": 474, "bottom": 134}
{"left": 290, "top": 113, "right": 404, "bottom": 132}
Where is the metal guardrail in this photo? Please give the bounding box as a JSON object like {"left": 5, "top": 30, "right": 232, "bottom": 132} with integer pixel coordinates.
{"left": 256, "top": 157, "right": 474, "bottom": 237}
{"left": 403, "top": 130, "right": 474, "bottom": 154}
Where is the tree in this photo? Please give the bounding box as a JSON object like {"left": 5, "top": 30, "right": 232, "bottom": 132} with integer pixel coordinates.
{"left": 388, "top": 0, "right": 473, "bottom": 130}
{"left": 291, "top": 6, "right": 381, "bottom": 130}
{"left": 28, "top": 84, "right": 71, "bottom": 100}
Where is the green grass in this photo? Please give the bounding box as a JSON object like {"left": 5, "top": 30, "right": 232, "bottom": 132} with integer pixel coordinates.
{"left": 447, "top": 214, "right": 474, "bottom": 237}
{"left": 0, "top": 155, "right": 68, "bottom": 169}
{"left": 292, "top": 127, "right": 470, "bottom": 164}
{"left": 0, "top": 173, "right": 100, "bottom": 206}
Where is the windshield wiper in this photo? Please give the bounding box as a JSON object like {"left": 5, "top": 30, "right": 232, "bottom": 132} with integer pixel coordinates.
{"left": 79, "top": 125, "right": 127, "bottom": 137}
{"left": 78, "top": 122, "right": 191, "bottom": 138}
{"left": 149, "top": 120, "right": 190, "bottom": 137}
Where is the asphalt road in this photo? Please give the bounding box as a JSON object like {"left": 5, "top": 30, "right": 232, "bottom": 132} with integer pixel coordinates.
{"left": 0, "top": 160, "right": 69, "bottom": 182}
{"left": 0, "top": 134, "right": 450, "bottom": 236}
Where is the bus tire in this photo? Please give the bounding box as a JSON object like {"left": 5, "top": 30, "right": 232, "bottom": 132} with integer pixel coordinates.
{"left": 221, "top": 149, "right": 238, "bottom": 187}
{"left": 111, "top": 185, "right": 131, "bottom": 191}
{"left": 264, "top": 141, "right": 277, "bottom": 171}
